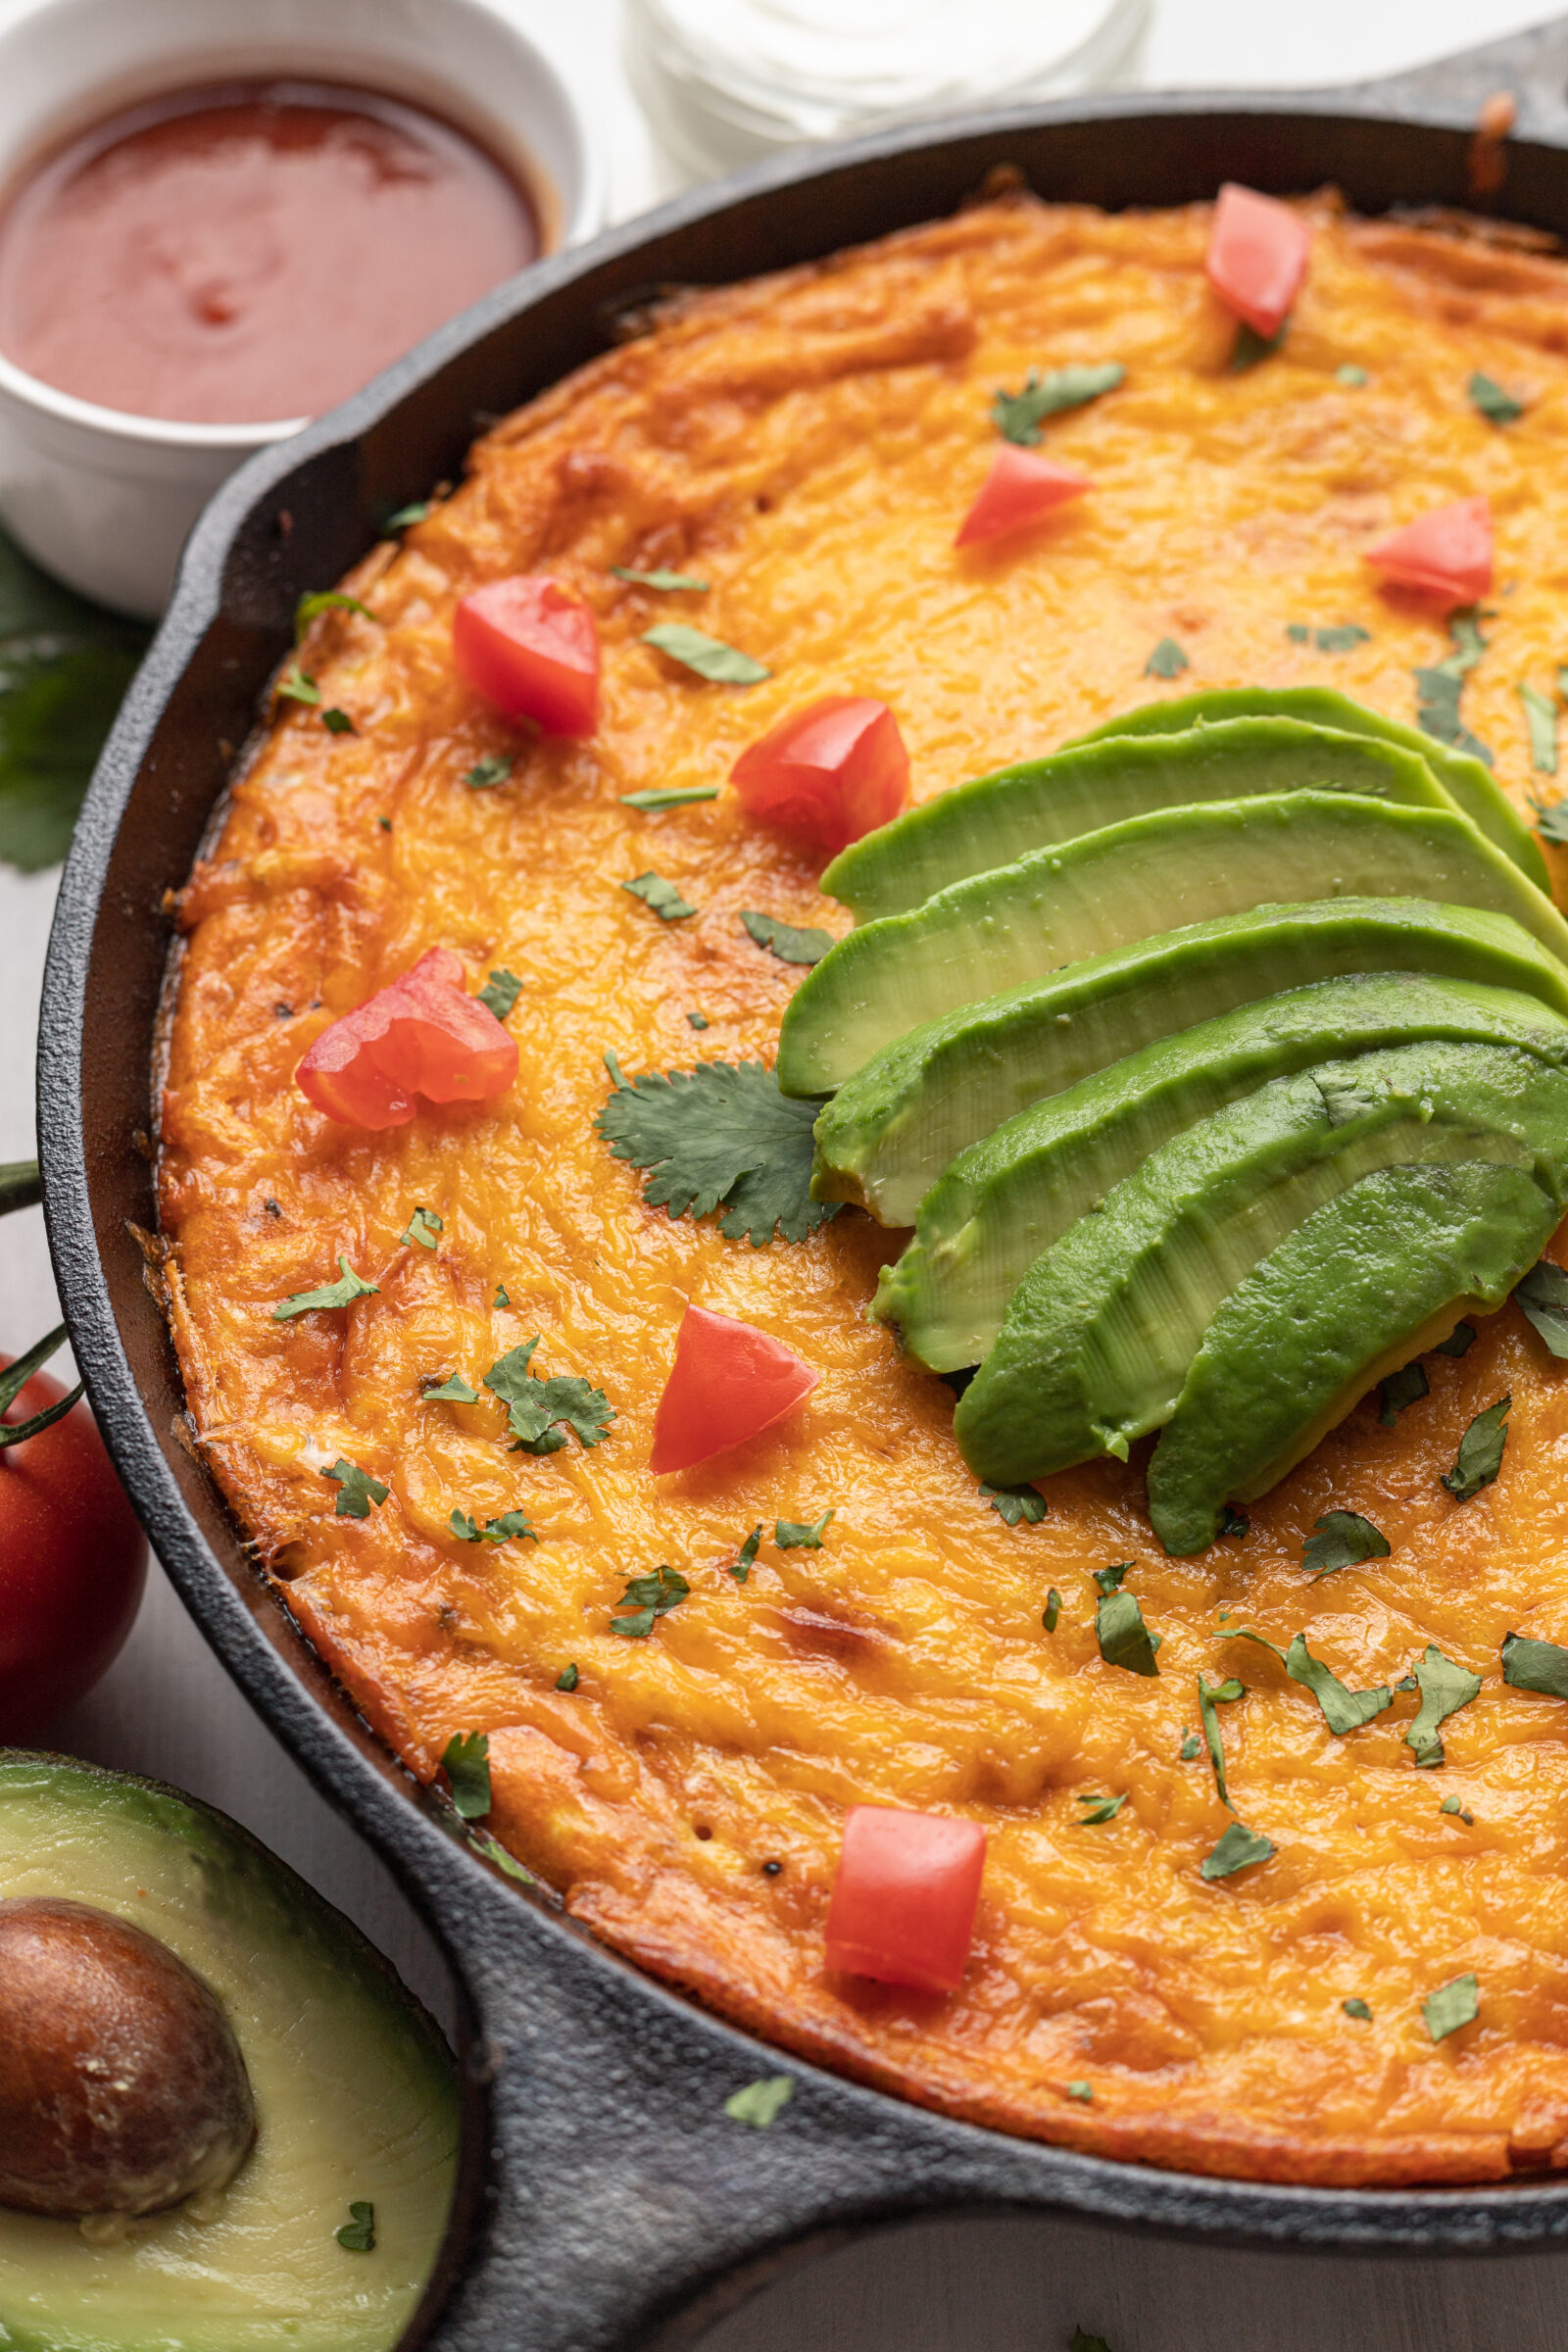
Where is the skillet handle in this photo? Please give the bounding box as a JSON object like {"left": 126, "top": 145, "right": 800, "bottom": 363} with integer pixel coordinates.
{"left": 1348, "top": 16, "right": 1568, "bottom": 144}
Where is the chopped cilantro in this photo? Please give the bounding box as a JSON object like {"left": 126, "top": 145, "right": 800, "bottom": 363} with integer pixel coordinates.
{"left": 478, "top": 968, "right": 523, "bottom": 1021}
{"left": 423, "top": 1373, "right": 479, "bottom": 1403}
{"left": 376, "top": 815, "right": 392, "bottom": 832}
{"left": 643, "top": 623, "right": 769, "bottom": 685}
{"left": 1179, "top": 1729, "right": 1201, "bottom": 1760}
{"left": 723, "top": 2075, "right": 793, "bottom": 2127}
{"left": 400, "top": 1205, "right": 443, "bottom": 1250}
{"left": 324, "top": 1458, "right": 388, "bottom": 1518}
{"left": 1197, "top": 1672, "right": 1245, "bottom": 1803}
{"left": 1423, "top": 1973, "right": 1479, "bottom": 2042}
{"left": 1442, "top": 1394, "right": 1510, "bottom": 1501}
{"left": 1406, "top": 1643, "right": 1483, "bottom": 1767}
{"left": 596, "top": 1054, "right": 837, "bottom": 1247}
{"left": 1216, "top": 1503, "right": 1250, "bottom": 1538}
{"left": 620, "top": 784, "right": 719, "bottom": 810}
{"left": 740, "top": 908, "right": 834, "bottom": 965}
{"left": 1066, "top": 2081, "right": 1094, "bottom": 2101}
{"left": 556, "top": 1663, "right": 579, "bottom": 1691}
{"left": 1200, "top": 1822, "right": 1274, "bottom": 1880}
{"left": 991, "top": 363, "right": 1124, "bottom": 444}
{"left": 731, "top": 1525, "right": 762, "bottom": 1583}
{"left": 277, "top": 664, "right": 319, "bottom": 707}
{"left": 335, "top": 2201, "right": 376, "bottom": 2253}
{"left": 1533, "top": 794, "right": 1568, "bottom": 846}
{"left": 1145, "top": 637, "right": 1189, "bottom": 679}
{"left": 1232, "top": 319, "right": 1288, "bottom": 370}
{"left": 1075, "top": 1790, "right": 1126, "bottom": 1825}
{"left": 1416, "top": 608, "right": 1494, "bottom": 765}
{"left": 687, "top": 1009, "right": 710, "bottom": 1029}
{"left": 775, "top": 1510, "right": 834, "bottom": 1549}
{"left": 1289, "top": 622, "right": 1371, "bottom": 654}
{"left": 296, "top": 589, "right": 376, "bottom": 640}
{"left": 1042, "top": 1587, "right": 1062, "bottom": 1633}
{"left": 1440, "top": 1794, "right": 1476, "bottom": 1822}
{"left": 273, "top": 1256, "right": 378, "bottom": 1320}
{"left": 1302, "top": 1509, "right": 1390, "bottom": 1578}
{"left": 1519, "top": 681, "right": 1558, "bottom": 774}
{"left": 494, "top": 1284, "right": 510, "bottom": 1308}
{"left": 1468, "top": 370, "right": 1524, "bottom": 425}
{"left": 441, "top": 1730, "right": 491, "bottom": 1818}
{"left": 483, "top": 1338, "right": 615, "bottom": 1455}
{"left": 1228, "top": 1630, "right": 1391, "bottom": 1736}
{"left": 612, "top": 567, "right": 710, "bottom": 592}
{"left": 1342, "top": 1997, "right": 1373, "bottom": 2020}
{"left": 468, "top": 1828, "right": 536, "bottom": 1885}
{"left": 1336, "top": 364, "right": 1370, "bottom": 386}
{"left": 983, "top": 1481, "right": 1047, "bottom": 1526}
{"left": 1434, "top": 1320, "right": 1477, "bottom": 1356}
{"left": 386, "top": 500, "right": 430, "bottom": 528}
{"left": 1378, "top": 1360, "right": 1429, "bottom": 1427}
{"left": 612, "top": 1564, "right": 690, "bottom": 1638}
{"left": 449, "top": 1507, "right": 536, "bottom": 1545}
{"left": 622, "top": 869, "right": 696, "bottom": 920}
{"left": 321, "top": 708, "right": 355, "bottom": 734}
{"left": 1516, "top": 1259, "right": 1568, "bottom": 1355}
{"left": 466, "top": 755, "right": 513, "bottom": 789}
{"left": 1094, "top": 1564, "right": 1161, "bottom": 1676}
{"left": 1501, "top": 1630, "right": 1568, "bottom": 1698}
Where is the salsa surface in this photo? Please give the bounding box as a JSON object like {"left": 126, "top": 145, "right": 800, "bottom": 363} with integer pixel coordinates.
{"left": 161, "top": 194, "right": 1568, "bottom": 2184}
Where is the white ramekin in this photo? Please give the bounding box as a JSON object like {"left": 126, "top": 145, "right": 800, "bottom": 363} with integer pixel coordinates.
{"left": 0, "top": 0, "right": 607, "bottom": 617}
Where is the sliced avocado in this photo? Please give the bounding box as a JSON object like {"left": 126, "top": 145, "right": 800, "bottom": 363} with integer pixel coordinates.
{"left": 0, "top": 1754, "right": 458, "bottom": 2352}
{"left": 1148, "top": 1162, "right": 1559, "bottom": 1553}
{"left": 877, "top": 975, "right": 1568, "bottom": 1372}
{"left": 952, "top": 1039, "right": 1568, "bottom": 1489}
{"left": 778, "top": 792, "right": 1568, "bottom": 1097}
{"left": 821, "top": 718, "right": 1460, "bottom": 922}
{"left": 1071, "top": 684, "right": 1549, "bottom": 892}
{"left": 813, "top": 900, "right": 1568, "bottom": 1225}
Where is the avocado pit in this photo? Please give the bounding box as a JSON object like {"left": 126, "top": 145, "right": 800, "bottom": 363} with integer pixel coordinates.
{"left": 0, "top": 1895, "right": 256, "bottom": 2219}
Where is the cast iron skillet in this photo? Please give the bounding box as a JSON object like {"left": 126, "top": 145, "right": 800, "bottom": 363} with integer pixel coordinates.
{"left": 35, "top": 17, "right": 1568, "bottom": 2347}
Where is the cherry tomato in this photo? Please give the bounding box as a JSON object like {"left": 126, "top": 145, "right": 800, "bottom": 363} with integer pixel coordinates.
{"left": 297, "top": 947, "right": 517, "bottom": 1129}
{"left": 824, "top": 1805, "right": 986, "bottom": 1993}
{"left": 1205, "top": 182, "right": 1311, "bottom": 338}
{"left": 0, "top": 1358, "right": 147, "bottom": 1740}
{"left": 729, "top": 696, "right": 909, "bottom": 858}
{"left": 452, "top": 575, "right": 600, "bottom": 735}
{"left": 649, "top": 1304, "right": 817, "bottom": 1475}
{"left": 1366, "top": 496, "right": 1494, "bottom": 607}
{"left": 955, "top": 446, "right": 1090, "bottom": 549}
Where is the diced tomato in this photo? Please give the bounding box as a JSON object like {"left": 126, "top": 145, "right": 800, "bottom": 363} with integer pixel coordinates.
{"left": 297, "top": 948, "right": 517, "bottom": 1129}
{"left": 1365, "top": 496, "right": 1494, "bottom": 607}
{"left": 955, "top": 446, "right": 1090, "bottom": 549}
{"left": 1205, "top": 183, "right": 1311, "bottom": 338}
{"left": 452, "top": 575, "right": 600, "bottom": 734}
{"left": 824, "top": 1805, "right": 986, "bottom": 1994}
{"left": 649, "top": 1303, "right": 817, "bottom": 1475}
{"left": 729, "top": 696, "right": 909, "bottom": 857}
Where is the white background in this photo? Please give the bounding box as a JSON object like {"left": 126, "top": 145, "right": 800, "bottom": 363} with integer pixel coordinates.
{"left": 4, "top": 4, "right": 1566, "bottom": 2345}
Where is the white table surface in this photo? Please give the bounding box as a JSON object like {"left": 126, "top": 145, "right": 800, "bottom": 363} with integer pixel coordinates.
{"left": 5, "top": 3, "right": 1566, "bottom": 2343}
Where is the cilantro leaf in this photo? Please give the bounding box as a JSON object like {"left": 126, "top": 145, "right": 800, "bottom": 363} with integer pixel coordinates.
{"left": 1232, "top": 318, "right": 1288, "bottom": 370}
{"left": 1337, "top": 364, "right": 1369, "bottom": 386}
{"left": 1533, "top": 793, "right": 1568, "bottom": 847}
{"left": 1442, "top": 1394, "right": 1510, "bottom": 1501}
{"left": 1378, "top": 1361, "right": 1429, "bottom": 1427}
{"left": 1283, "top": 1633, "right": 1391, "bottom": 1735}
{"left": 687, "top": 1009, "right": 710, "bottom": 1029}
{"left": 556, "top": 1663, "right": 579, "bottom": 1691}
{"left": 441, "top": 1730, "right": 491, "bottom": 1818}
{"left": 611, "top": 1563, "right": 690, "bottom": 1638}
{"left": 466, "top": 755, "right": 513, "bottom": 789}
{"left": 620, "top": 784, "right": 719, "bottom": 809}
{"left": 1441, "top": 1794, "right": 1475, "bottom": 1822}
{"left": 295, "top": 589, "right": 376, "bottom": 642}
{"left": 468, "top": 1827, "right": 536, "bottom": 1884}
{"left": 324, "top": 1458, "right": 388, "bottom": 1518}
{"left": 776, "top": 1510, "right": 834, "bottom": 1549}
{"left": 595, "top": 1055, "right": 837, "bottom": 1247}
{"left": 321, "top": 708, "right": 355, "bottom": 735}
{"left": 494, "top": 1284, "right": 510, "bottom": 1308}
{"left": 1423, "top": 1972, "right": 1479, "bottom": 2042}
{"left": 450, "top": 1507, "right": 536, "bottom": 1545}
{"left": 1406, "top": 1643, "right": 1483, "bottom": 1767}
{"left": 992, "top": 363, "right": 1124, "bottom": 444}
{"left": 982, "top": 1481, "right": 1047, "bottom": 1526}
{"left": 1145, "top": 637, "right": 1189, "bottom": 679}
{"left": 483, "top": 1339, "right": 615, "bottom": 1454}
{"left": 740, "top": 908, "right": 834, "bottom": 966}
{"left": 386, "top": 501, "right": 430, "bottom": 528}
{"left": 400, "top": 1206, "right": 443, "bottom": 1250}
{"left": 724, "top": 2075, "right": 793, "bottom": 2127}
{"left": 1468, "top": 370, "right": 1524, "bottom": 425}
{"left": 643, "top": 623, "right": 769, "bottom": 685}
{"left": 1216, "top": 1503, "right": 1250, "bottom": 1538}
{"left": 335, "top": 2201, "right": 376, "bottom": 2253}
{"left": 1095, "top": 1569, "right": 1161, "bottom": 1676}
{"left": 1501, "top": 1630, "right": 1568, "bottom": 1699}
{"left": 612, "top": 567, "right": 710, "bottom": 592}
{"left": 478, "top": 969, "right": 523, "bottom": 1021}
{"left": 423, "top": 1373, "right": 479, "bottom": 1403}
{"left": 1200, "top": 1822, "right": 1274, "bottom": 1880}
{"left": 277, "top": 664, "right": 319, "bottom": 707}
{"left": 1434, "top": 1320, "right": 1476, "bottom": 1357}
{"left": 622, "top": 869, "right": 696, "bottom": 921}
{"left": 1197, "top": 1672, "right": 1245, "bottom": 1804}
{"left": 1343, "top": 1997, "right": 1373, "bottom": 2020}
{"left": 1516, "top": 1260, "right": 1568, "bottom": 1355}
{"left": 1289, "top": 622, "right": 1371, "bottom": 654}
{"left": 1066, "top": 2082, "right": 1094, "bottom": 2102}
{"left": 1179, "top": 1729, "right": 1200, "bottom": 1760}
{"left": 1302, "top": 1509, "right": 1390, "bottom": 1578}
{"left": 1042, "top": 1587, "right": 1061, "bottom": 1631}
{"left": 1519, "top": 681, "right": 1558, "bottom": 774}
{"left": 1075, "top": 1791, "right": 1126, "bottom": 1825}
{"left": 1416, "top": 609, "right": 1494, "bottom": 764}
{"left": 731, "top": 1525, "right": 762, "bottom": 1582}
{"left": 273, "top": 1256, "right": 378, "bottom": 1320}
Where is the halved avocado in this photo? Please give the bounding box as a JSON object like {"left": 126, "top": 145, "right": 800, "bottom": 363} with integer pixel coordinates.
{"left": 0, "top": 1754, "right": 458, "bottom": 2352}
{"left": 876, "top": 975, "right": 1568, "bottom": 1373}
{"left": 1148, "top": 1162, "right": 1558, "bottom": 1553}
{"left": 952, "top": 1040, "right": 1568, "bottom": 1489}
{"left": 811, "top": 900, "right": 1568, "bottom": 1225}
{"left": 778, "top": 792, "right": 1568, "bottom": 1097}
{"left": 821, "top": 717, "right": 1460, "bottom": 922}
{"left": 1069, "top": 684, "right": 1549, "bottom": 892}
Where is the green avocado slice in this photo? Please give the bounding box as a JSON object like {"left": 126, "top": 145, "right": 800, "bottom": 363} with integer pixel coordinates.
{"left": 1148, "top": 1161, "right": 1560, "bottom": 1553}
{"left": 778, "top": 792, "right": 1568, "bottom": 1097}
{"left": 821, "top": 717, "right": 1461, "bottom": 922}
{"left": 1069, "top": 684, "right": 1549, "bottom": 892}
{"left": 876, "top": 975, "right": 1568, "bottom": 1373}
{"left": 952, "top": 1039, "right": 1568, "bottom": 1490}
{"left": 812, "top": 899, "right": 1568, "bottom": 1224}
{"left": 0, "top": 1755, "right": 458, "bottom": 2352}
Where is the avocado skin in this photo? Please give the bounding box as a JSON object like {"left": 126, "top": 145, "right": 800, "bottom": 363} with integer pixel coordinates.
{"left": 811, "top": 900, "right": 1568, "bottom": 1223}
{"left": 778, "top": 792, "right": 1568, "bottom": 1098}
{"left": 1147, "top": 1162, "right": 1559, "bottom": 1553}
{"left": 1070, "top": 684, "right": 1550, "bottom": 893}
{"left": 877, "top": 975, "right": 1568, "bottom": 1373}
{"left": 820, "top": 718, "right": 1460, "bottom": 922}
{"left": 953, "top": 1040, "right": 1568, "bottom": 1490}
